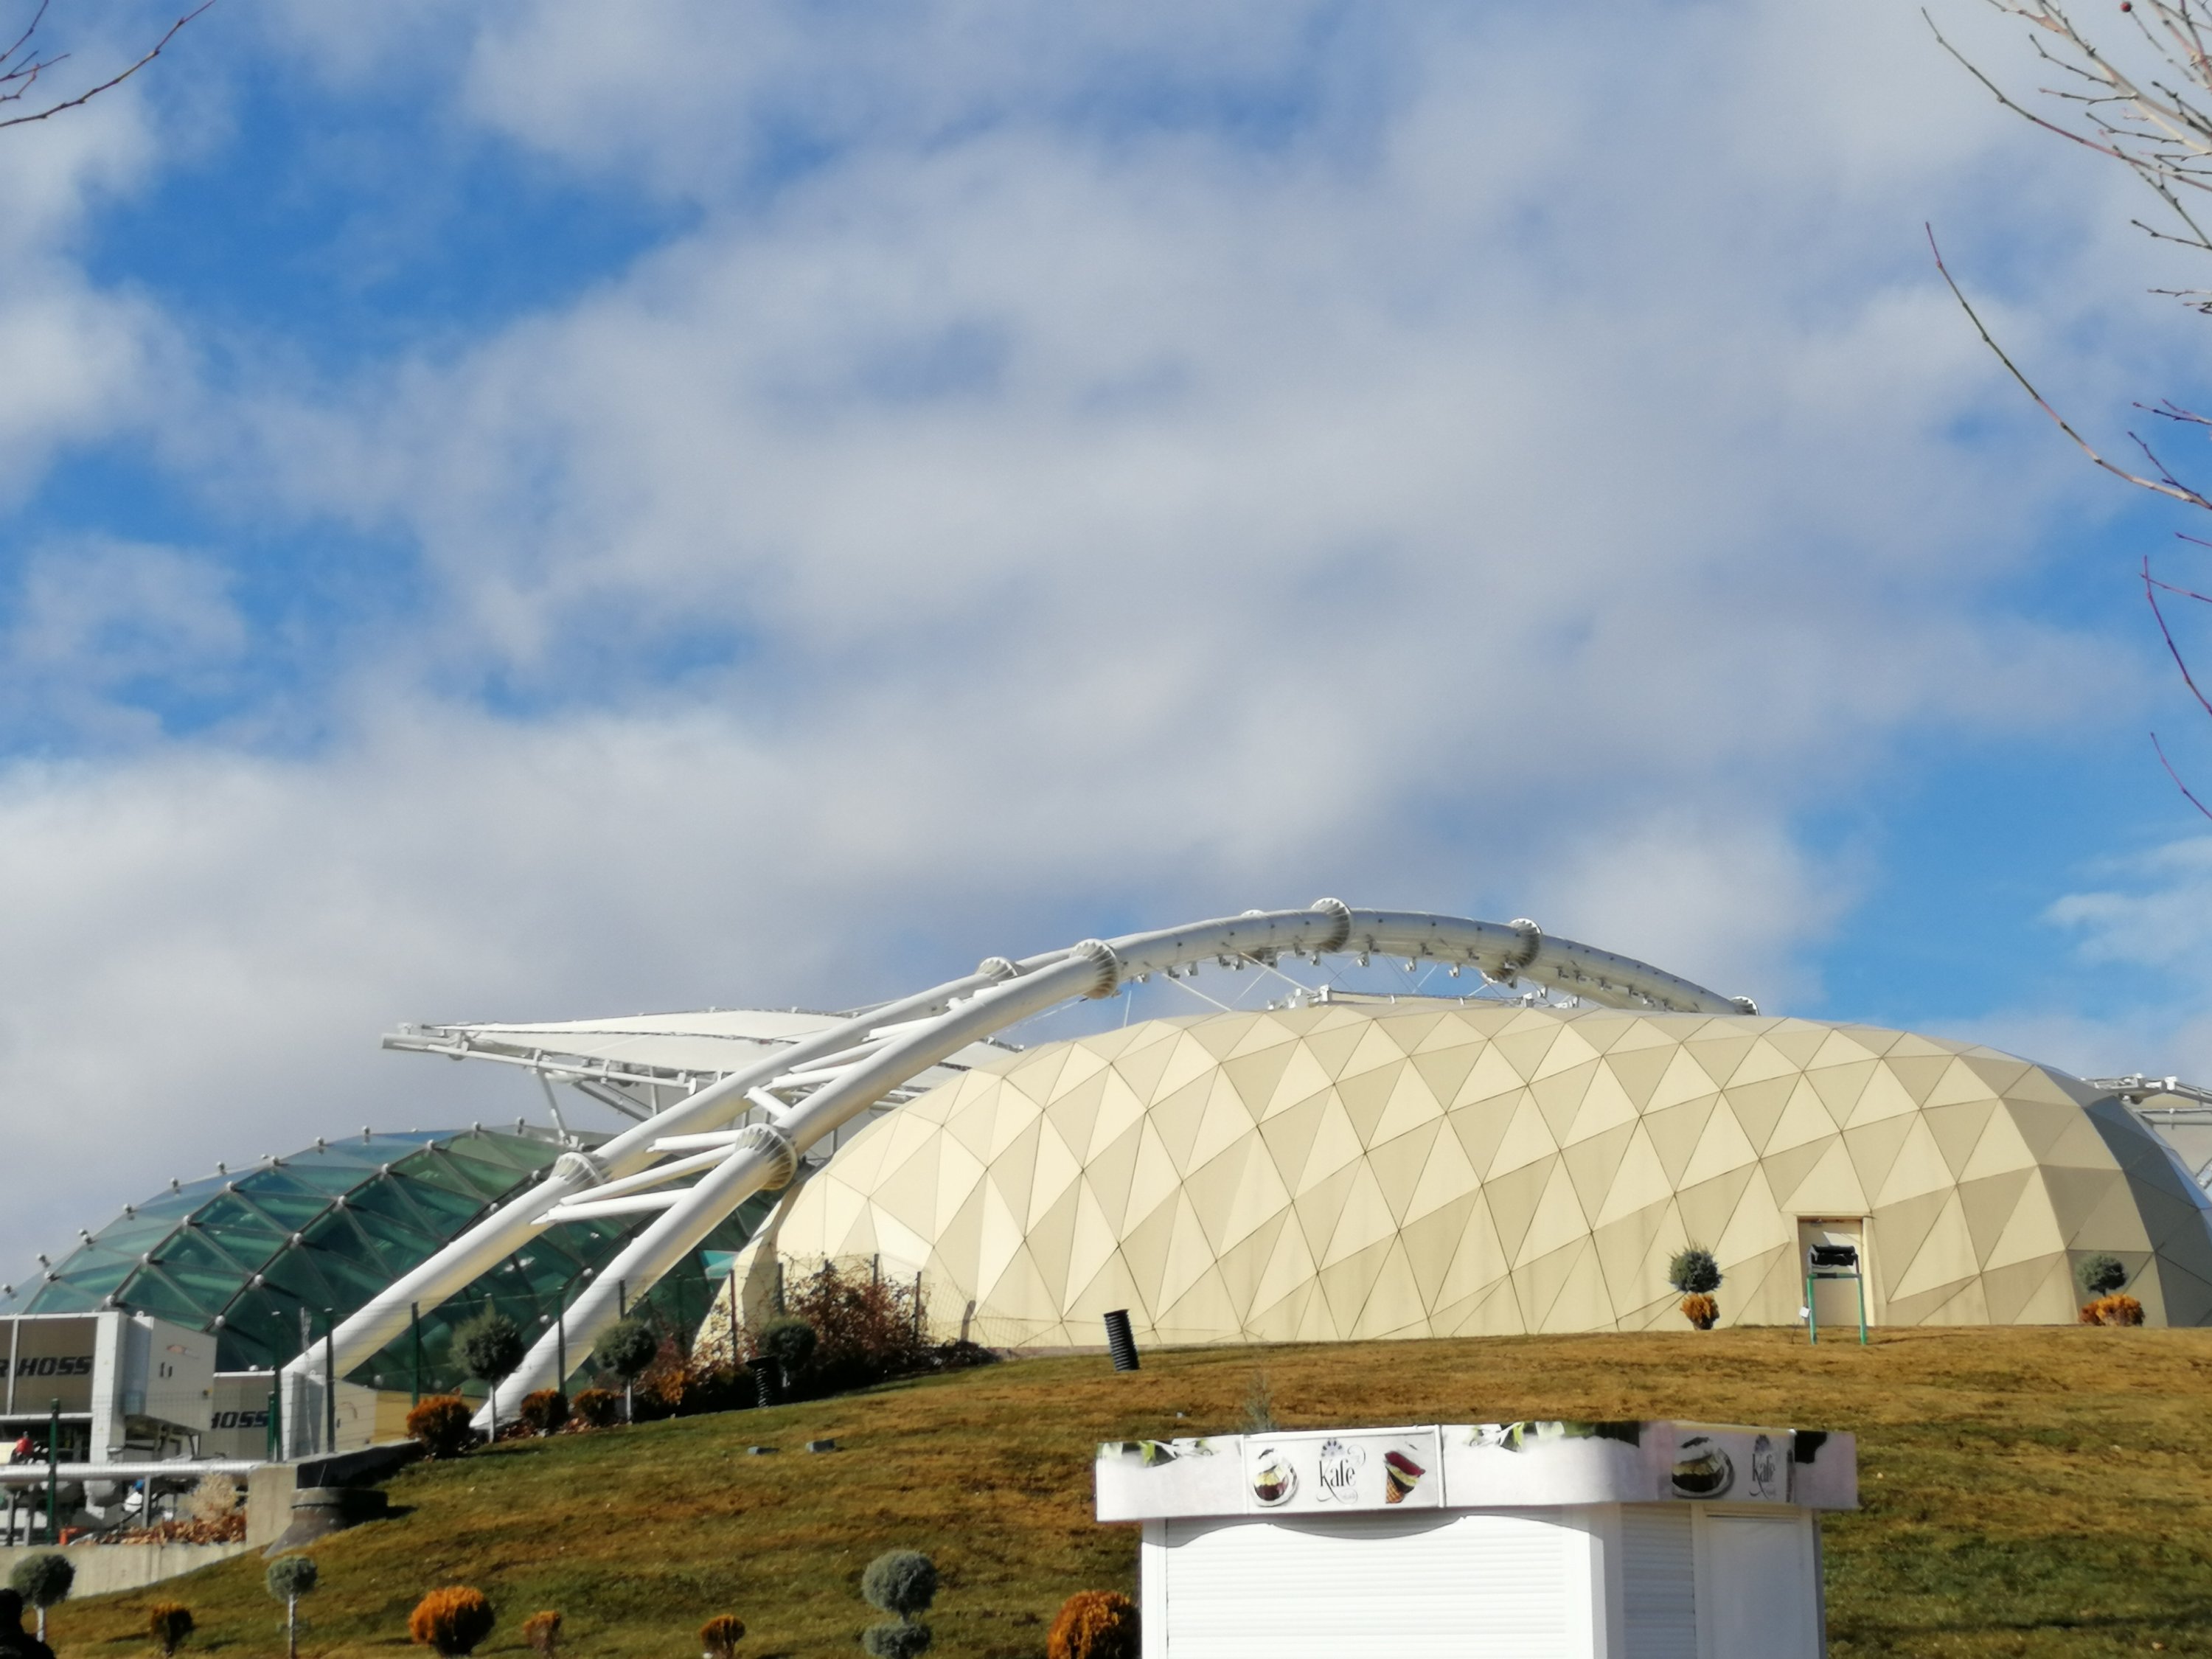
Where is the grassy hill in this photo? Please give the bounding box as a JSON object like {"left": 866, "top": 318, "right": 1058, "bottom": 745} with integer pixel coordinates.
{"left": 43, "top": 1326, "right": 2212, "bottom": 1658}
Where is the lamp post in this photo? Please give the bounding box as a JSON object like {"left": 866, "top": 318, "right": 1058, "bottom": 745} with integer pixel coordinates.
{"left": 44, "top": 1397, "right": 58, "bottom": 1543}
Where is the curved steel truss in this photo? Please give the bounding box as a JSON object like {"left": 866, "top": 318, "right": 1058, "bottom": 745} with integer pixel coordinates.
{"left": 280, "top": 903, "right": 1750, "bottom": 1440}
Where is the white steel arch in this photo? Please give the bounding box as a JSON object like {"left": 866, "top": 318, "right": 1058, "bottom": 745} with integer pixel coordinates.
{"left": 282, "top": 903, "right": 1751, "bottom": 1440}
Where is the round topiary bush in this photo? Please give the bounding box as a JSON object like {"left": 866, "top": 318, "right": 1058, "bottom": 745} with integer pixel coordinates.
{"left": 593, "top": 1318, "right": 660, "bottom": 1385}
{"left": 699, "top": 1613, "right": 746, "bottom": 1659}
{"left": 861, "top": 1551, "right": 939, "bottom": 1621}
{"left": 410, "top": 1587, "right": 496, "bottom": 1657}
{"left": 1048, "top": 1590, "right": 1138, "bottom": 1659}
{"left": 758, "top": 1315, "right": 818, "bottom": 1374}
{"left": 2079, "top": 1253, "right": 2128, "bottom": 1299}
{"left": 1666, "top": 1245, "right": 1722, "bottom": 1296}
{"left": 517, "top": 1390, "right": 568, "bottom": 1436}
{"left": 406, "top": 1396, "right": 478, "bottom": 1458}
{"left": 266, "top": 1554, "right": 319, "bottom": 1659}
{"left": 10, "top": 1552, "right": 74, "bottom": 1640}
{"left": 861, "top": 1624, "right": 932, "bottom": 1659}
{"left": 570, "top": 1387, "right": 622, "bottom": 1429}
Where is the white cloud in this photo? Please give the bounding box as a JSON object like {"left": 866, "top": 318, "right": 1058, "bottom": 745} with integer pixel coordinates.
{"left": 7, "top": 0, "right": 2211, "bottom": 1285}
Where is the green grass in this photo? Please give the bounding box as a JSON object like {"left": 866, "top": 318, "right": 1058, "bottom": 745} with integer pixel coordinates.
{"left": 44, "top": 1326, "right": 2212, "bottom": 1658}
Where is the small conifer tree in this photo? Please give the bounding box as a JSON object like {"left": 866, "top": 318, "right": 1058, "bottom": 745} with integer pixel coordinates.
{"left": 265, "top": 1554, "right": 320, "bottom": 1659}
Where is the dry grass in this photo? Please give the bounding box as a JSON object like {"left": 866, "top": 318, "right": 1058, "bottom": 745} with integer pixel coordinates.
{"left": 44, "top": 1326, "right": 2212, "bottom": 1658}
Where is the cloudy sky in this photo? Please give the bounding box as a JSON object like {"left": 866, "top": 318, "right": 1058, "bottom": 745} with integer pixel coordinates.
{"left": 4, "top": 0, "right": 2211, "bottom": 1290}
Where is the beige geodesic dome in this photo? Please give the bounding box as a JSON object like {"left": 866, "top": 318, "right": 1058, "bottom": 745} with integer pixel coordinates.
{"left": 725, "top": 1000, "right": 2212, "bottom": 1346}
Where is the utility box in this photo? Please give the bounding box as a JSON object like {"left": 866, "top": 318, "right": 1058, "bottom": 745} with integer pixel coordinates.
{"left": 0, "top": 1312, "right": 216, "bottom": 1466}
{"left": 1096, "top": 1419, "right": 1857, "bottom": 1659}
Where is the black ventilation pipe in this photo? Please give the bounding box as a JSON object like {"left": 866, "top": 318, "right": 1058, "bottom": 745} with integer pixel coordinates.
{"left": 1103, "top": 1310, "right": 1141, "bottom": 1372}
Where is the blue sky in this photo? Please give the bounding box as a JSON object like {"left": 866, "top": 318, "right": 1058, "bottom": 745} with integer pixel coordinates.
{"left": 4, "top": 0, "right": 2212, "bottom": 1287}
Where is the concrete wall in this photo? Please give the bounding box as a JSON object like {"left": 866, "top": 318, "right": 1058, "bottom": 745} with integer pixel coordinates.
{"left": 0, "top": 1542, "right": 253, "bottom": 1596}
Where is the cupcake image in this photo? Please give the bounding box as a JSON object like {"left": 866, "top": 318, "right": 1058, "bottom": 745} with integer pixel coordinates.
{"left": 1251, "top": 1450, "right": 1298, "bottom": 1507}
{"left": 1670, "top": 1435, "right": 1734, "bottom": 1498}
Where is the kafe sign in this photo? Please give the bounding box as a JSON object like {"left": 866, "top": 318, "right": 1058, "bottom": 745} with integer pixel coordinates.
{"left": 1240, "top": 1428, "right": 1442, "bottom": 1515}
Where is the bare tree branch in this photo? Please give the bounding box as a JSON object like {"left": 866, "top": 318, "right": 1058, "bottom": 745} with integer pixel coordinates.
{"left": 0, "top": 0, "right": 211, "bottom": 133}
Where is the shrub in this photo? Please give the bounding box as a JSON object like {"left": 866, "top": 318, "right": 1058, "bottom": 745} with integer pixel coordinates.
{"left": 860, "top": 1549, "right": 938, "bottom": 1659}
{"left": 410, "top": 1587, "right": 496, "bottom": 1657}
{"left": 456, "top": 1310, "right": 526, "bottom": 1383}
{"left": 758, "top": 1315, "right": 819, "bottom": 1374}
{"left": 593, "top": 1318, "right": 661, "bottom": 1385}
{"left": 699, "top": 1613, "right": 746, "bottom": 1659}
{"left": 1048, "top": 1590, "right": 1138, "bottom": 1659}
{"left": 521, "top": 1610, "right": 562, "bottom": 1658}
{"left": 267, "top": 1553, "right": 319, "bottom": 1658}
{"left": 2081, "top": 1294, "right": 2146, "bottom": 1326}
{"left": 1666, "top": 1245, "right": 1722, "bottom": 1296}
{"left": 2079, "top": 1253, "right": 2129, "bottom": 1298}
{"left": 861, "top": 1551, "right": 939, "bottom": 1621}
{"left": 518, "top": 1390, "right": 568, "bottom": 1436}
{"left": 148, "top": 1602, "right": 193, "bottom": 1658}
{"left": 571, "top": 1387, "right": 622, "bottom": 1429}
{"left": 407, "top": 1395, "right": 478, "bottom": 1458}
{"left": 784, "top": 1262, "right": 933, "bottom": 1394}
{"left": 861, "top": 1625, "right": 932, "bottom": 1659}
{"left": 11, "top": 1553, "right": 74, "bottom": 1641}
{"left": 184, "top": 1474, "right": 239, "bottom": 1528}
{"left": 1679, "top": 1293, "right": 1719, "bottom": 1330}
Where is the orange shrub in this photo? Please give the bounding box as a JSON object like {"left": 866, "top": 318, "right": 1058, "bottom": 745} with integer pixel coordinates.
{"left": 699, "top": 1613, "right": 747, "bottom": 1658}
{"left": 1679, "top": 1294, "right": 1719, "bottom": 1330}
{"left": 1048, "top": 1590, "right": 1137, "bottom": 1659}
{"left": 410, "top": 1587, "right": 495, "bottom": 1656}
{"left": 406, "top": 1396, "right": 477, "bottom": 1458}
{"left": 2081, "top": 1295, "right": 2146, "bottom": 1326}
{"left": 517, "top": 1391, "right": 568, "bottom": 1436}
{"left": 571, "top": 1387, "right": 621, "bottom": 1429}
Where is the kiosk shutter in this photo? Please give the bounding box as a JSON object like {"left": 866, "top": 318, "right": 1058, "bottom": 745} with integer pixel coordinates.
{"left": 1161, "top": 1509, "right": 1585, "bottom": 1657}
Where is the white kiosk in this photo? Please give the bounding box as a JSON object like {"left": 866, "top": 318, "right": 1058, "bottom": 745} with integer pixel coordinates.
{"left": 1096, "top": 1418, "right": 1857, "bottom": 1659}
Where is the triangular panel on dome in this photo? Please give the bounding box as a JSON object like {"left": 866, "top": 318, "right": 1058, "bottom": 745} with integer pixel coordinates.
{"left": 1181, "top": 1071, "right": 1265, "bottom": 1172}
{"left": 1366, "top": 1118, "right": 1447, "bottom": 1225}
{"left": 1219, "top": 1042, "right": 1300, "bottom": 1116}
{"left": 1296, "top": 1018, "right": 1372, "bottom": 1082}
{"left": 1713, "top": 1166, "right": 1791, "bottom": 1262}
{"left": 1842, "top": 1113, "right": 1925, "bottom": 1204}
{"left": 1678, "top": 1101, "right": 1762, "bottom": 1189}
{"left": 1644, "top": 1094, "right": 1720, "bottom": 1186}
{"left": 1888, "top": 1190, "right": 1979, "bottom": 1299}
{"left": 1561, "top": 1119, "right": 1639, "bottom": 1219}
{"left": 2044, "top": 1166, "right": 2146, "bottom": 1250}
{"left": 1186, "top": 1013, "right": 1267, "bottom": 1062}
{"left": 1674, "top": 1164, "right": 1757, "bottom": 1253}
{"left": 1156, "top": 1259, "right": 1245, "bottom": 1344}
{"left": 1530, "top": 1059, "right": 1602, "bottom": 1144}
{"left": 1592, "top": 1197, "right": 1676, "bottom": 1312}
{"left": 1526, "top": 1237, "right": 1613, "bottom": 1331}
{"left": 1347, "top": 1237, "right": 1433, "bottom": 1338}
{"left": 1680, "top": 1030, "right": 1762, "bottom": 1090}
{"left": 1481, "top": 1154, "right": 1558, "bottom": 1262}
{"left": 1882, "top": 1053, "right": 1954, "bottom": 1105}
{"left": 1335, "top": 1059, "right": 1411, "bottom": 1145}
{"left": 1805, "top": 1060, "right": 1879, "bottom": 1127}
{"left": 1105, "top": 1026, "right": 1185, "bottom": 1103}
{"left": 1978, "top": 1173, "right": 2067, "bottom": 1272}
{"left": 1018, "top": 1179, "right": 1084, "bottom": 1307}
{"left": 1491, "top": 1023, "right": 1565, "bottom": 1083}
{"left": 1954, "top": 1166, "right": 2037, "bottom": 1264}
{"left": 1586, "top": 1124, "right": 1672, "bottom": 1226}
{"left": 1041, "top": 1070, "right": 1110, "bottom": 1165}
{"left": 1368, "top": 1064, "right": 1450, "bottom": 1147}
{"left": 1980, "top": 1253, "right": 2067, "bottom": 1324}
{"left": 1601, "top": 1040, "right": 1678, "bottom": 1110}
{"left": 1717, "top": 1073, "right": 1797, "bottom": 1152}
{"left": 1484, "top": 1093, "right": 1562, "bottom": 1180}
{"left": 1398, "top": 1190, "right": 1482, "bottom": 1310}
{"left": 1180, "top": 1129, "right": 1287, "bottom": 1254}
{"left": 1515, "top": 1158, "right": 1596, "bottom": 1268}
{"left": 1922, "top": 1099, "right": 2000, "bottom": 1180}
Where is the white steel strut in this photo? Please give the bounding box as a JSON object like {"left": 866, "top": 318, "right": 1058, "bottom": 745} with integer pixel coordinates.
{"left": 283, "top": 903, "right": 1752, "bottom": 1439}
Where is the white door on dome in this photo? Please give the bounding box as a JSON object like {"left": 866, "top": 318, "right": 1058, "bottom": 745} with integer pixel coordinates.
{"left": 1796, "top": 1217, "right": 1868, "bottom": 1335}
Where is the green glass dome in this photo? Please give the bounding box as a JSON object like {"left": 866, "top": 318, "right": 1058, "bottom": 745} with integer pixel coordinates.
{"left": 17, "top": 1125, "right": 767, "bottom": 1393}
